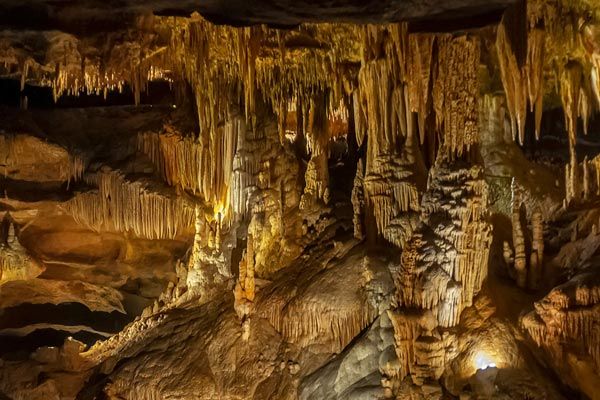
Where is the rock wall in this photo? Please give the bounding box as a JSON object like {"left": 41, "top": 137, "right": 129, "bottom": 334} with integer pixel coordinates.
{"left": 1, "top": 1, "right": 600, "bottom": 399}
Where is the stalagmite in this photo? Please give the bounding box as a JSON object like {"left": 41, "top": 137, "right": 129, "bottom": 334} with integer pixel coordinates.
{"left": 529, "top": 210, "right": 544, "bottom": 289}
{"left": 234, "top": 235, "right": 256, "bottom": 323}
{"left": 301, "top": 92, "right": 331, "bottom": 209}
{"left": 561, "top": 153, "right": 600, "bottom": 206}
{"left": 0, "top": 217, "right": 43, "bottom": 285}
{"left": 511, "top": 180, "right": 528, "bottom": 289}
{"left": 391, "top": 161, "right": 492, "bottom": 386}
{"left": 184, "top": 204, "right": 233, "bottom": 299}
{"left": 351, "top": 159, "right": 365, "bottom": 239}
{"left": 503, "top": 178, "right": 547, "bottom": 290}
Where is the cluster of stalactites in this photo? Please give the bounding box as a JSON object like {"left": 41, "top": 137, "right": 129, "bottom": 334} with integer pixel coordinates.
{"left": 560, "top": 56, "right": 600, "bottom": 207}
{"left": 434, "top": 35, "right": 480, "bottom": 158}
{"left": 355, "top": 25, "right": 481, "bottom": 160}
{"left": 165, "top": 17, "right": 347, "bottom": 222}
{"left": 137, "top": 116, "right": 240, "bottom": 221}
{"left": 0, "top": 133, "right": 85, "bottom": 184}
{"left": 166, "top": 15, "right": 354, "bottom": 150}
{"left": 8, "top": 27, "right": 171, "bottom": 104}
{"left": 354, "top": 24, "right": 410, "bottom": 160}
{"left": 352, "top": 27, "right": 483, "bottom": 246}
{"left": 267, "top": 295, "right": 378, "bottom": 354}
{"left": 496, "top": 1, "right": 545, "bottom": 144}
{"left": 496, "top": 0, "right": 600, "bottom": 188}
{"left": 166, "top": 16, "right": 242, "bottom": 194}
{"left": 494, "top": 1, "right": 600, "bottom": 207}
{"left": 65, "top": 170, "right": 195, "bottom": 239}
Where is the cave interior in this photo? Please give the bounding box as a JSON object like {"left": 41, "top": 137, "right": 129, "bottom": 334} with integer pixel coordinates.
{"left": 0, "top": 0, "right": 600, "bottom": 399}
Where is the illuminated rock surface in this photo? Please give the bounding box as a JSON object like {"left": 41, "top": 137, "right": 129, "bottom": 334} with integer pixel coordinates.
{"left": 0, "top": 1, "right": 600, "bottom": 399}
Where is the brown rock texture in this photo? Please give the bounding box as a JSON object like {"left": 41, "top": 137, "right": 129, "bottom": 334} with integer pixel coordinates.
{"left": 1, "top": 1, "right": 600, "bottom": 399}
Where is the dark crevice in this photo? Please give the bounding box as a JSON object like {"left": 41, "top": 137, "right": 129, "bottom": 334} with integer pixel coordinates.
{"left": 0, "top": 302, "right": 131, "bottom": 334}
{"left": 0, "top": 79, "right": 175, "bottom": 109}
{"left": 0, "top": 329, "right": 107, "bottom": 358}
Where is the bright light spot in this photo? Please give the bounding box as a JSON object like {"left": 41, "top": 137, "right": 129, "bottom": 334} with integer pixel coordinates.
{"left": 474, "top": 352, "right": 496, "bottom": 370}
{"left": 213, "top": 203, "right": 225, "bottom": 223}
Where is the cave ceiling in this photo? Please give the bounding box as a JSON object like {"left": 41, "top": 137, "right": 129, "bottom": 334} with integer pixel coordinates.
{"left": 1, "top": 0, "right": 600, "bottom": 399}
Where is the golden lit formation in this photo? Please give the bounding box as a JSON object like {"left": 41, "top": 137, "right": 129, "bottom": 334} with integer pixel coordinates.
{"left": 0, "top": 0, "right": 599, "bottom": 399}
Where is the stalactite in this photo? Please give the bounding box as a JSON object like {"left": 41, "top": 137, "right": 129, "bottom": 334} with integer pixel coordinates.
{"left": 406, "top": 34, "right": 434, "bottom": 144}
{"left": 0, "top": 133, "right": 85, "bottom": 183}
{"left": 496, "top": 5, "right": 546, "bottom": 144}
{"left": 496, "top": 17, "right": 528, "bottom": 144}
{"left": 579, "top": 81, "right": 592, "bottom": 136}
{"left": 138, "top": 116, "right": 240, "bottom": 219}
{"left": 65, "top": 170, "right": 194, "bottom": 239}
{"left": 561, "top": 61, "right": 583, "bottom": 205}
{"left": 434, "top": 35, "right": 480, "bottom": 157}
{"left": 527, "top": 29, "right": 545, "bottom": 139}
{"left": 270, "top": 299, "right": 377, "bottom": 354}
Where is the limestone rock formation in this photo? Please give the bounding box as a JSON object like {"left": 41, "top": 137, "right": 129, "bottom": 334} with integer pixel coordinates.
{"left": 1, "top": 1, "right": 600, "bottom": 399}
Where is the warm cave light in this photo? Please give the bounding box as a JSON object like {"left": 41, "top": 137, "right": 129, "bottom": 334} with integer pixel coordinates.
{"left": 213, "top": 203, "right": 226, "bottom": 230}
{"left": 214, "top": 203, "right": 224, "bottom": 220}
{"left": 474, "top": 351, "right": 497, "bottom": 371}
